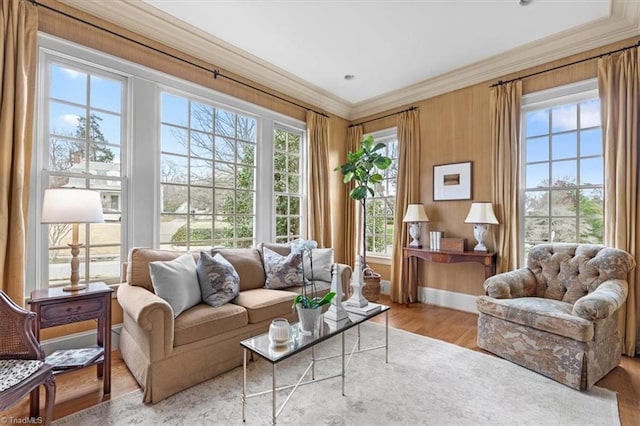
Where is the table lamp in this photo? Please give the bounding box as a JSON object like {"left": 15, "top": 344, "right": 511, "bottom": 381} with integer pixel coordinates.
{"left": 403, "top": 204, "right": 430, "bottom": 248}
{"left": 41, "top": 188, "right": 105, "bottom": 291}
{"left": 464, "top": 202, "right": 499, "bottom": 251}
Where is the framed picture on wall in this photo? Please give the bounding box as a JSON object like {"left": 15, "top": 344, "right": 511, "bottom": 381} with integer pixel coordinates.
{"left": 433, "top": 161, "right": 472, "bottom": 201}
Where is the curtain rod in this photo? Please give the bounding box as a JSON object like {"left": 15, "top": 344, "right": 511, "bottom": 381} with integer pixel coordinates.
{"left": 491, "top": 40, "right": 640, "bottom": 88}
{"left": 349, "top": 106, "right": 418, "bottom": 128}
{"left": 31, "top": 0, "right": 329, "bottom": 118}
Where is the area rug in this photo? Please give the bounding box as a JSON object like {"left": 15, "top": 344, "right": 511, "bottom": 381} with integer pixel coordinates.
{"left": 54, "top": 322, "right": 619, "bottom": 425}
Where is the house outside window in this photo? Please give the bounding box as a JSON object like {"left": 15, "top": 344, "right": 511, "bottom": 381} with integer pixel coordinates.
{"left": 41, "top": 59, "right": 126, "bottom": 286}
{"left": 521, "top": 80, "right": 603, "bottom": 260}
{"left": 365, "top": 129, "right": 398, "bottom": 256}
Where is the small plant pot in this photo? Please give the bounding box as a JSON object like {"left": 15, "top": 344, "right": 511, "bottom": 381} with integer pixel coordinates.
{"left": 296, "top": 304, "right": 322, "bottom": 336}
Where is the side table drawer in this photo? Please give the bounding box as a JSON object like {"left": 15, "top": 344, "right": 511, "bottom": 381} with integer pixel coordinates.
{"left": 39, "top": 297, "right": 105, "bottom": 327}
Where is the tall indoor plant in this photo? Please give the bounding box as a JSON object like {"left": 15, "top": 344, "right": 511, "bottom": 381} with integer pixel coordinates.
{"left": 335, "top": 135, "right": 392, "bottom": 280}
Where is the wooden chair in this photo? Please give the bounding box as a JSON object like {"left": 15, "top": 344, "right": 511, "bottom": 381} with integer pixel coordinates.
{"left": 0, "top": 291, "right": 55, "bottom": 426}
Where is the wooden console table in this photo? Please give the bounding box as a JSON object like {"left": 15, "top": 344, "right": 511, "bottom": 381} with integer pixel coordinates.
{"left": 28, "top": 282, "right": 113, "bottom": 416}
{"left": 402, "top": 247, "right": 497, "bottom": 305}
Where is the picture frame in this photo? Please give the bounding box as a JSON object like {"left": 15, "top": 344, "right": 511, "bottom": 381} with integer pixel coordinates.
{"left": 433, "top": 161, "right": 472, "bottom": 201}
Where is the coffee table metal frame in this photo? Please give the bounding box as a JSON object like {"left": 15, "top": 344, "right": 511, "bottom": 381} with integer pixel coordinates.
{"left": 240, "top": 306, "right": 389, "bottom": 425}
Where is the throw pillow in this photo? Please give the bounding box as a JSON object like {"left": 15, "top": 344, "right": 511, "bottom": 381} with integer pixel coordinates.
{"left": 149, "top": 254, "right": 201, "bottom": 318}
{"left": 263, "top": 246, "right": 304, "bottom": 289}
{"left": 196, "top": 251, "right": 240, "bottom": 308}
{"left": 303, "top": 248, "right": 334, "bottom": 283}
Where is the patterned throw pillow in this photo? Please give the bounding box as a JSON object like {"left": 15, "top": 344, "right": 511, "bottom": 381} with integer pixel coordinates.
{"left": 263, "top": 247, "right": 304, "bottom": 289}
{"left": 196, "top": 252, "right": 240, "bottom": 308}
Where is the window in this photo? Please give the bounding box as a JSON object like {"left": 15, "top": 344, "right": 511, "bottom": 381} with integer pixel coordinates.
{"left": 31, "top": 35, "right": 306, "bottom": 291}
{"left": 521, "top": 80, "right": 603, "bottom": 258}
{"left": 273, "top": 127, "right": 303, "bottom": 243}
{"left": 43, "top": 60, "right": 126, "bottom": 286}
{"left": 365, "top": 129, "right": 398, "bottom": 256}
{"left": 159, "top": 92, "right": 257, "bottom": 250}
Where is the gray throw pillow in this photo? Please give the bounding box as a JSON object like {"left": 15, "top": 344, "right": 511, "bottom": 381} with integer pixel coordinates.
{"left": 263, "top": 247, "right": 304, "bottom": 289}
{"left": 303, "top": 248, "right": 334, "bottom": 283}
{"left": 149, "top": 254, "right": 202, "bottom": 318}
{"left": 196, "top": 251, "right": 240, "bottom": 307}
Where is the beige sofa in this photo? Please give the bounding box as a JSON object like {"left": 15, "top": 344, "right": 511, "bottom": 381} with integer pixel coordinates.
{"left": 477, "top": 243, "right": 635, "bottom": 390}
{"left": 117, "top": 244, "right": 351, "bottom": 403}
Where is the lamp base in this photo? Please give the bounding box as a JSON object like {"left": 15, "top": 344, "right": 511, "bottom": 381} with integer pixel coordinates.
{"left": 472, "top": 224, "right": 490, "bottom": 251}
{"left": 63, "top": 283, "right": 87, "bottom": 292}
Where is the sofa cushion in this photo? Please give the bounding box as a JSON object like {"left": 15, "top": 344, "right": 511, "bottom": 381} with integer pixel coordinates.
{"left": 196, "top": 252, "right": 240, "bottom": 308}
{"left": 232, "top": 288, "right": 297, "bottom": 324}
{"left": 303, "top": 248, "right": 334, "bottom": 283}
{"left": 149, "top": 254, "right": 202, "bottom": 318}
{"left": 476, "top": 296, "right": 594, "bottom": 342}
{"left": 211, "top": 248, "right": 265, "bottom": 291}
{"left": 173, "top": 303, "right": 248, "bottom": 347}
{"left": 127, "top": 247, "right": 199, "bottom": 292}
{"left": 263, "top": 247, "right": 304, "bottom": 289}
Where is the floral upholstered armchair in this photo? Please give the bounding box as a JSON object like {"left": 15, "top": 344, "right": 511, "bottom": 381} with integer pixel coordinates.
{"left": 476, "top": 243, "right": 635, "bottom": 390}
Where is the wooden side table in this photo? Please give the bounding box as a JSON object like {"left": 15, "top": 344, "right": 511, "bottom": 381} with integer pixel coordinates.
{"left": 402, "top": 248, "right": 497, "bottom": 305}
{"left": 28, "top": 282, "right": 113, "bottom": 416}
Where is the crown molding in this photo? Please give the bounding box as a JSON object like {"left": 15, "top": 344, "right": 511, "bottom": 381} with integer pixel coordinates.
{"left": 56, "top": 0, "right": 640, "bottom": 121}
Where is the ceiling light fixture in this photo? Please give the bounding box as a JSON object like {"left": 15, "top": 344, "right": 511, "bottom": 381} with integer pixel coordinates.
{"left": 344, "top": 74, "right": 355, "bottom": 80}
{"left": 519, "top": 0, "right": 532, "bottom": 5}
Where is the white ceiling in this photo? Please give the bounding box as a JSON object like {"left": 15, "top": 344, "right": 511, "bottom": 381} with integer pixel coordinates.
{"left": 58, "top": 0, "right": 640, "bottom": 119}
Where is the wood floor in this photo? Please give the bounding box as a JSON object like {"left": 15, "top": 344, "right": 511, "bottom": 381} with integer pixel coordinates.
{"left": 3, "top": 295, "right": 639, "bottom": 424}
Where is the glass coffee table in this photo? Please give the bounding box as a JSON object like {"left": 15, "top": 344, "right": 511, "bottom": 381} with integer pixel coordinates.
{"left": 240, "top": 305, "right": 390, "bottom": 425}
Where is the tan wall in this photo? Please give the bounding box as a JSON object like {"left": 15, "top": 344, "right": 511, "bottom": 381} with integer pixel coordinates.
{"left": 362, "top": 37, "right": 637, "bottom": 297}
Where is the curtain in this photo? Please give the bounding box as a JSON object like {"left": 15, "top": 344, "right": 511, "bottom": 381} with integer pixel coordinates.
{"left": 343, "top": 125, "right": 362, "bottom": 268}
{"left": 390, "top": 109, "right": 421, "bottom": 303}
{"left": 306, "top": 111, "right": 332, "bottom": 247}
{"left": 0, "top": 0, "right": 38, "bottom": 306}
{"left": 490, "top": 81, "right": 522, "bottom": 274}
{"left": 598, "top": 48, "right": 639, "bottom": 356}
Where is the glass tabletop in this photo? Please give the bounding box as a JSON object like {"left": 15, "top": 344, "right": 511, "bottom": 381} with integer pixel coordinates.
{"left": 241, "top": 304, "right": 389, "bottom": 363}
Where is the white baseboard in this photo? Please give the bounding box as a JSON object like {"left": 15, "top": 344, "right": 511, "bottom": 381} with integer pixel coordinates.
{"left": 381, "top": 279, "right": 391, "bottom": 295}
{"left": 40, "top": 324, "right": 122, "bottom": 356}
{"left": 418, "top": 287, "right": 479, "bottom": 314}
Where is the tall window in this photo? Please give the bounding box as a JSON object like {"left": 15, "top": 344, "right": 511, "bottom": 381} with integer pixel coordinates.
{"left": 366, "top": 130, "right": 398, "bottom": 256}
{"left": 521, "top": 80, "right": 603, "bottom": 257}
{"left": 44, "top": 61, "right": 125, "bottom": 285}
{"left": 273, "top": 127, "right": 303, "bottom": 243}
{"left": 159, "top": 92, "right": 257, "bottom": 250}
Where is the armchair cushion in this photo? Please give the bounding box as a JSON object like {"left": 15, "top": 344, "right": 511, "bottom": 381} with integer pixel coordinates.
{"left": 476, "top": 296, "right": 594, "bottom": 342}
{"left": 0, "top": 359, "right": 43, "bottom": 392}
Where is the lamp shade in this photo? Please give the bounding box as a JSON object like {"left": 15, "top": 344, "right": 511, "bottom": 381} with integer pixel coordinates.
{"left": 41, "top": 188, "right": 105, "bottom": 224}
{"left": 464, "top": 202, "right": 499, "bottom": 224}
{"left": 403, "top": 204, "right": 430, "bottom": 223}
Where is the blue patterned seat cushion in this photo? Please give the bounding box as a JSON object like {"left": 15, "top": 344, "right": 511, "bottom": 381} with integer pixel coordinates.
{"left": 0, "top": 359, "right": 44, "bottom": 391}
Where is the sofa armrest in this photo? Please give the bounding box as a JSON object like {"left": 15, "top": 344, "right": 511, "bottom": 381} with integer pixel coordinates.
{"left": 117, "top": 283, "right": 175, "bottom": 358}
{"left": 483, "top": 268, "right": 537, "bottom": 299}
{"left": 334, "top": 263, "right": 352, "bottom": 298}
{"left": 572, "top": 279, "right": 629, "bottom": 321}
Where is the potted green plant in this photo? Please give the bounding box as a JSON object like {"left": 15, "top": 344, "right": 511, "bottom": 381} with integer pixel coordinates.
{"left": 291, "top": 239, "right": 335, "bottom": 334}
{"left": 335, "top": 135, "right": 392, "bottom": 301}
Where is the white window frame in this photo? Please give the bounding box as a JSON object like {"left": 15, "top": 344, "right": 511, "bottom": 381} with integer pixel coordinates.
{"left": 365, "top": 127, "right": 398, "bottom": 264}
{"left": 520, "top": 79, "right": 602, "bottom": 265}
{"left": 27, "top": 33, "right": 305, "bottom": 294}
